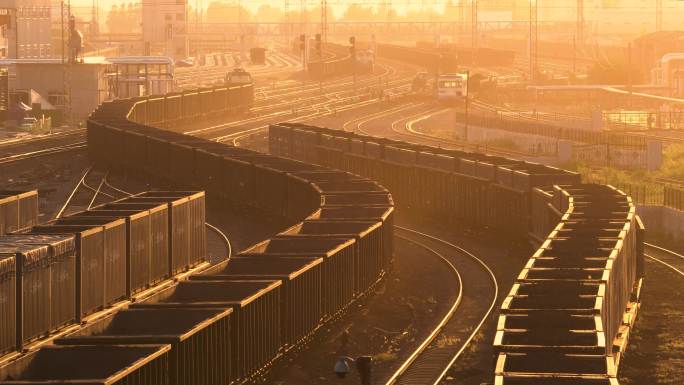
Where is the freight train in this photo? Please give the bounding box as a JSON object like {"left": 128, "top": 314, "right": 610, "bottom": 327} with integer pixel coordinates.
{"left": 268, "top": 122, "right": 644, "bottom": 385}
{"left": 0, "top": 190, "right": 207, "bottom": 357}
{"left": 0, "top": 83, "right": 393, "bottom": 384}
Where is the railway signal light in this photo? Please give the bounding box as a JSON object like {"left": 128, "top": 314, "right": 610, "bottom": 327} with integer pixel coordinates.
{"left": 315, "top": 33, "right": 322, "bottom": 55}
{"left": 349, "top": 36, "right": 356, "bottom": 57}
{"left": 299, "top": 34, "right": 305, "bottom": 50}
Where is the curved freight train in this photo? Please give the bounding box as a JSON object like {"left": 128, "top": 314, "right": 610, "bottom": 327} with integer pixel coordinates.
{"left": 0, "top": 84, "right": 394, "bottom": 384}
{"left": 269, "top": 122, "right": 644, "bottom": 385}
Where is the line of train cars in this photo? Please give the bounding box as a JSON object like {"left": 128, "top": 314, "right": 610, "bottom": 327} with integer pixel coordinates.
{"left": 307, "top": 42, "right": 375, "bottom": 80}
{"left": 0, "top": 190, "right": 207, "bottom": 354}
{"left": 0, "top": 88, "right": 394, "bottom": 384}
{"left": 269, "top": 122, "right": 644, "bottom": 385}
{"left": 0, "top": 191, "right": 38, "bottom": 235}
{"left": 126, "top": 83, "right": 254, "bottom": 129}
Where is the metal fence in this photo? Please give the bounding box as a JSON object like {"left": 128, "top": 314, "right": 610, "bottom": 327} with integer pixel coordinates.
{"left": 664, "top": 186, "right": 684, "bottom": 211}
{"left": 582, "top": 177, "right": 665, "bottom": 206}
{"left": 581, "top": 177, "right": 684, "bottom": 211}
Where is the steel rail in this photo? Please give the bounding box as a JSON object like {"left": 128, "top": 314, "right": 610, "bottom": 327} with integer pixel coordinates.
{"left": 386, "top": 226, "right": 499, "bottom": 385}
{"left": 55, "top": 165, "right": 93, "bottom": 219}
{"left": 645, "top": 242, "right": 684, "bottom": 277}
{"left": 385, "top": 233, "right": 463, "bottom": 385}
{"left": 103, "top": 180, "right": 233, "bottom": 261}
{"left": 0, "top": 142, "right": 87, "bottom": 165}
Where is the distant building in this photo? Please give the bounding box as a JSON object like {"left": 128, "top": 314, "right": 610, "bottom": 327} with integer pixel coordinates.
{"left": 651, "top": 53, "right": 684, "bottom": 97}
{"left": 0, "top": 56, "right": 176, "bottom": 121}
{"left": 0, "top": 57, "right": 107, "bottom": 120}
{"left": 633, "top": 31, "right": 684, "bottom": 74}
{"left": 142, "top": 0, "right": 188, "bottom": 59}
{"left": 0, "top": 0, "right": 52, "bottom": 59}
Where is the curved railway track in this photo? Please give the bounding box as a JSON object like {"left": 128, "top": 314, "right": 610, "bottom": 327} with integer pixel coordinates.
{"left": 346, "top": 100, "right": 532, "bottom": 159}
{"left": 55, "top": 166, "right": 113, "bottom": 218}
{"left": 386, "top": 226, "right": 498, "bottom": 385}
{"left": 54, "top": 164, "right": 234, "bottom": 261}
{"left": 0, "top": 141, "right": 86, "bottom": 165}
{"left": 102, "top": 180, "right": 234, "bottom": 262}
{"left": 644, "top": 243, "right": 684, "bottom": 277}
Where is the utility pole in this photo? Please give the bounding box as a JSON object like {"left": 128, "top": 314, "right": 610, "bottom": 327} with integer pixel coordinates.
{"left": 573, "top": 35, "right": 577, "bottom": 79}
{"left": 628, "top": 43, "right": 633, "bottom": 108}
{"left": 315, "top": 33, "right": 322, "bottom": 92}
{"left": 576, "top": 0, "right": 584, "bottom": 47}
{"left": 90, "top": 0, "right": 98, "bottom": 38}
{"left": 384, "top": 0, "right": 392, "bottom": 34}
{"left": 65, "top": 0, "right": 72, "bottom": 123}
{"left": 350, "top": 36, "right": 356, "bottom": 94}
{"left": 61, "top": 0, "right": 66, "bottom": 120}
{"left": 284, "top": 0, "right": 290, "bottom": 40}
{"left": 656, "top": 0, "right": 663, "bottom": 32}
{"left": 470, "top": 0, "right": 477, "bottom": 67}
{"left": 300, "top": 0, "right": 305, "bottom": 35}
{"left": 320, "top": 0, "right": 327, "bottom": 43}
{"left": 458, "top": 0, "right": 465, "bottom": 36}
{"left": 464, "top": 69, "right": 470, "bottom": 142}
{"left": 529, "top": 0, "right": 538, "bottom": 82}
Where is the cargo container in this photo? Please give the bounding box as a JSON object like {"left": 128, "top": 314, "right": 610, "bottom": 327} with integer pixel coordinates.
{"left": 55, "top": 308, "right": 233, "bottom": 385}
{"left": 281, "top": 220, "right": 383, "bottom": 294}
{"left": 493, "top": 375, "right": 619, "bottom": 385}
{"left": 131, "top": 280, "right": 281, "bottom": 381}
{"left": 307, "top": 206, "right": 394, "bottom": 270}
{"left": 0, "top": 256, "right": 15, "bottom": 355}
{"left": 50, "top": 217, "right": 127, "bottom": 305}
{"left": 74, "top": 203, "right": 170, "bottom": 291}
{"left": 242, "top": 236, "right": 356, "bottom": 317}
{"left": 28, "top": 224, "right": 108, "bottom": 319}
{"left": 191, "top": 256, "right": 323, "bottom": 348}
{"left": 0, "top": 195, "right": 18, "bottom": 235}
{"left": 0, "top": 234, "right": 76, "bottom": 333}
{"left": 122, "top": 191, "right": 206, "bottom": 272}
{"left": 321, "top": 192, "right": 394, "bottom": 207}
{"left": 284, "top": 175, "right": 319, "bottom": 221}
{"left": 495, "top": 352, "right": 616, "bottom": 384}
{"left": 0, "top": 344, "right": 171, "bottom": 385}
{"left": 0, "top": 244, "right": 51, "bottom": 348}
{"left": 0, "top": 191, "right": 38, "bottom": 234}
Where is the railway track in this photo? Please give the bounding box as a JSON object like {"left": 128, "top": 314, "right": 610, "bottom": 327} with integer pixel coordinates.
{"left": 644, "top": 242, "right": 684, "bottom": 277}
{"left": 174, "top": 51, "right": 296, "bottom": 88}
{"left": 344, "top": 100, "right": 534, "bottom": 159}
{"left": 188, "top": 62, "right": 412, "bottom": 141}
{"left": 0, "top": 129, "right": 85, "bottom": 147}
{"left": 101, "top": 178, "right": 234, "bottom": 263}
{"left": 63, "top": 168, "right": 235, "bottom": 262}
{"left": 54, "top": 166, "right": 125, "bottom": 218}
{"left": 386, "top": 226, "right": 498, "bottom": 385}
{"left": 1, "top": 50, "right": 413, "bottom": 165}
{"left": 0, "top": 141, "right": 86, "bottom": 165}
{"left": 0, "top": 129, "right": 87, "bottom": 165}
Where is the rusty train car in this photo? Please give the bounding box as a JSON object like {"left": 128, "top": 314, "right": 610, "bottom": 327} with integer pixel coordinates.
{"left": 269, "top": 122, "right": 643, "bottom": 385}
{"left": 0, "top": 84, "right": 394, "bottom": 384}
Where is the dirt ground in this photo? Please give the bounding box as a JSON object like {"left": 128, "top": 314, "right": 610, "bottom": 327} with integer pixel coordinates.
{"left": 618, "top": 235, "right": 684, "bottom": 385}
{"left": 258, "top": 210, "right": 530, "bottom": 385}
{"left": 260, "top": 236, "right": 455, "bottom": 385}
